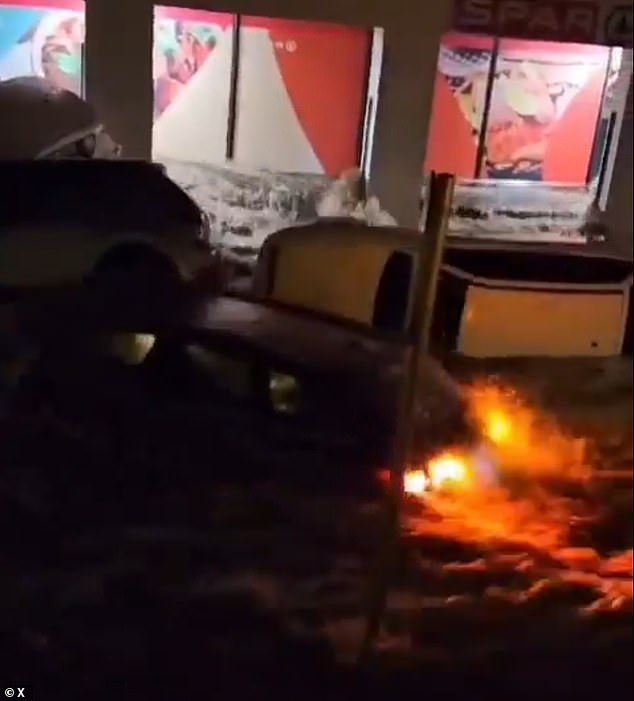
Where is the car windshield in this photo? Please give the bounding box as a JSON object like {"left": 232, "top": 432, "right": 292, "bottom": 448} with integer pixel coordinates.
{"left": 0, "top": 160, "right": 202, "bottom": 231}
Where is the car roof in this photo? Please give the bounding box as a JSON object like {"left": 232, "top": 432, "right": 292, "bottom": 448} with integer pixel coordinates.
{"left": 18, "top": 293, "right": 408, "bottom": 380}
{"left": 260, "top": 221, "right": 423, "bottom": 252}
{"left": 0, "top": 158, "right": 165, "bottom": 176}
{"left": 0, "top": 77, "right": 99, "bottom": 159}
{"left": 0, "top": 159, "right": 202, "bottom": 228}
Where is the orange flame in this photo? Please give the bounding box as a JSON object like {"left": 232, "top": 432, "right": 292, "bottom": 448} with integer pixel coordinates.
{"left": 400, "top": 381, "right": 631, "bottom": 587}
{"left": 403, "top": 469, "right": 428, "bottom": 496}
{"left": 465, "top": 381, "right": 591, "bottom": 483}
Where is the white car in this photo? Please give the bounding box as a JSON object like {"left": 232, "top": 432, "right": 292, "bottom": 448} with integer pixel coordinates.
{"left": 0, "top": 158, "right": 220, "bottom": 301}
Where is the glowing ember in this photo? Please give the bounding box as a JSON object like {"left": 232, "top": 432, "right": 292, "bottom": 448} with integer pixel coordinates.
{"left": 401, "top": 380, "right": 631, "bottom": 590}
{"left": 401, "top": 450, "right": 475, "bottom": 498}
{"left": 465, "top": 382, "right": 591, "bottom": 483}
{"left": 403, "top": 469, "right": 428, "bottom": 496}
{"left": 484, "top": 409, "right": 512, "bottom": 445}
{"left": 427, "top": 452, "right": 469, "bottom": 490}
{"left": 389, "top": 379, "right": 632, "bottom": 618}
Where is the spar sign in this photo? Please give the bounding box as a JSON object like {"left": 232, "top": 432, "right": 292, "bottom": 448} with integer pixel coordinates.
{"left": 454, "top": 0, "right": 633, "bottom": 47}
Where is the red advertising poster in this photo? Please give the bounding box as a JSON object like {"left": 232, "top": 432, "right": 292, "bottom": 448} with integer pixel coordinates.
{"left": 238, "top": 16, "right": 371, "bottom": 177}
{"left": 424, "top": 33, "right": 610, "bottom": 184}
{"left": 0, "top": 0, "right": 85, "bottom": 94}
{"left": 153, "top": 6, "right": 234, "bottom": 118}
{"left": 1, "top": 0, "right": 83, "bottom": 10}
{"left": 152, "top": 9, "right": 370, "bottom": 175}
{"left": 151, "top": 5, "right": 235, "bottom": 164}
{"left": 482, "top": 39, "right": 609, "bottom": 182}
{"left": 424, "top": 32, "right": 495, "bottom": 177}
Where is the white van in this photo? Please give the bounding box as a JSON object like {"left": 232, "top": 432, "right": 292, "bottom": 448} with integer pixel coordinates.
{"left": 251, "top": 220, "right": 633, "bottom": 358}
{"left": 252, "top": 219, "right": 423, "bottom": 335}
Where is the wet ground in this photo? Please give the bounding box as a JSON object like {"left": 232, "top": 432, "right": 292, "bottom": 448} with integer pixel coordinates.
{"left": 0, "top": 358, "right": 632, "bottom": 700}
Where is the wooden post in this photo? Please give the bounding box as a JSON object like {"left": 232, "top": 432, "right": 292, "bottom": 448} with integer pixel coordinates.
{"left": 357, "top": 172, "right": 455, "bottom": 664}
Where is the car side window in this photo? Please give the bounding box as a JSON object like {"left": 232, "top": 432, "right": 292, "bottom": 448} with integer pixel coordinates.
{"left": 372, "top": 250, "right": 413, "bottom": 334}
{"left": 268, "top": 371, "right": 301, "bottom": 415}
{"left": 186, "top": 346, "right": 306, "bottom": 417}
{"left": 100, "top": 332, "right": 306, "bottom": 414}
{"left": 184, "top": 344, "right": 253, "bottom": 401}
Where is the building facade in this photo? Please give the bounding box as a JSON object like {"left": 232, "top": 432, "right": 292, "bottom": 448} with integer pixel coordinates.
{"left": 1, "top": 0, "right": 632, "bottom": 256}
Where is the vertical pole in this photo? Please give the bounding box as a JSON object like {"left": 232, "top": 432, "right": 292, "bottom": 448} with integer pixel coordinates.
{"left": 357, "top": 172, "right": 455, "bottom": 664}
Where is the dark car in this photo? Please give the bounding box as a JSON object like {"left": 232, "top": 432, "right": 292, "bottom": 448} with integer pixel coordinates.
{"left": 12, "top": 295, "right": 477, "bottom": 496}
{"left": 0, "top": 159, "right": 221, "bottom": 301}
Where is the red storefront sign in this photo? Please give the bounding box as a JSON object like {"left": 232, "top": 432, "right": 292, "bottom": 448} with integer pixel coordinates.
{"left": 454, "top": 0, "right": 599, "bottom": 43}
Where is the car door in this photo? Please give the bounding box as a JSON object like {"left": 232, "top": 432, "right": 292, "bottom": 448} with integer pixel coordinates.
{"left": 134, "top": 332, "right": 372, "bottom": 481}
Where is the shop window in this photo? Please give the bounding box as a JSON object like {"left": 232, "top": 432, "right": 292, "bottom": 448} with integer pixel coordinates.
{"left": 151, "top": 8, "right": 373, "bottom": 178}
{"left": 150, "top": 7, "right": 380, "bottom": 267}
{"left": 424, "top": 32, "right": 495, "bottom": 178}
{"left": 0, "top": 0, "right": 84, "bottom": 95}
{"left": 151, "top": 5, "right": 234, "bottom": 164}
{"left": 235, "top": 16, "right": 372, "bottom": 176}
{"left": 426, "top": 33, "right": 610, "bottom": 186}
{"left": 482, "top": 40, "right": 609, "bottom": 183}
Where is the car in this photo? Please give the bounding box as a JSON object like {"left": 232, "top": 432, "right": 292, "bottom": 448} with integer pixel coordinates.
{"left": 12, "top": 294, "right": 477, "bottom": 493}
{"left": 250, "top": 220, "right": 634, "bottom": 358}
{"left": 251, "top": 219, "right": 425, "bottom": 335}
{"left": 0, "top": 159, "right": 222, "bottom": 303}
{"left": 0, "top": 76, "right": 120, "bottom": 160}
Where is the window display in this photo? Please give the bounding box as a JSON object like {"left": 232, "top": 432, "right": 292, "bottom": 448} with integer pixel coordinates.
{"left": 0, "top": 0, "right": 84, "bottom": 95}
{"left": 482, "top": 40, "right": 609, "bottom": 183}
{"left": 151, "top": 8, "right": 371, "bottom": 178}
{"left": 424, "top": 31, "right": 621, "bottom": 243}
{"left": 424, "top": 32, "right": 494, "bottom": 177}
{"left": 426, "top": 33, "right": 610, "bottom": 184}
{"left": 151, "top": 7, "right": 377, "bottom": 267}
{"left": 151, "top": 6, "right": 234, "bottom": 165}
{"left": 236, "top": 16, "right": 371, "bottom": 176}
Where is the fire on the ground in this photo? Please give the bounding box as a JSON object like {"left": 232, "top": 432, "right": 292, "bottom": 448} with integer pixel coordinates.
{"left": 382, "top": 381, "right": 592, "bottom": 498}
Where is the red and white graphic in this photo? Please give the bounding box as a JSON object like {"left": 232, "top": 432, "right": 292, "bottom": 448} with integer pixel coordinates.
{"left": 236, "top": 17, "right": 370, "bottom": 176}
{"left": 151, "top": 9, "right": 371, "bottom": 177}
{"left": 425, "top": 32, "right": 610, "bottom": 184}
{"left": 152, "top": 7, "right": 234, "bottom": 165}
